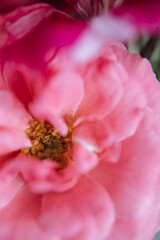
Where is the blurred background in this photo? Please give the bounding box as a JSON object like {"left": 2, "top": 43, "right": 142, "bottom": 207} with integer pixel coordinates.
{"left": 154, "top": 231, "right": 160, "bottom": 240}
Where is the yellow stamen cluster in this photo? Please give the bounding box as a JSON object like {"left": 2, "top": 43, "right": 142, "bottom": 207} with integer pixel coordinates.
{"left": 21, "top": 117, "right": 73, "bottom": 169}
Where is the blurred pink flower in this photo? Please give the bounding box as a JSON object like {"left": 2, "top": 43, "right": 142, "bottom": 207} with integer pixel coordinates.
{"left": 82, "top": 0, "right": 160, "bottom": 43}
{"left": 64, "top": 0, "right": 118, "bottom": 18}
{"left": 0, "top": 3, "right": 160, "bottom": 240}
{"left": 62, "top": 0, "right": 160, "bottom": 41}
{"left": 113, "top": 0, "right": 160, "bottom": 33}
{"left": 64, "top": 0, "right": 160, "bottom": 33}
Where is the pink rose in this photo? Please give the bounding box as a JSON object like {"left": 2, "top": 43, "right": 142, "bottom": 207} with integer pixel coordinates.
{"left": 65, "top": 0, "right": 160, "bottom": 34}
{"left": 0, "top": 3, "right": 160, "bottom": 240}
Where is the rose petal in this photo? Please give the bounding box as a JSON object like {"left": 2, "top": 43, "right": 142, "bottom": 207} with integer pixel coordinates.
{"left": 0, "top": 184, "right": 49, "bottom": 240}
{"left": 16, "top": 153, "right": 78, "bottom": 193}
{"left": 106, "top": 81, "right": 147, "bottom": 140}
{"left": 73, "top": 140, "right": 98, "bottom": 173}
{"left": 112, "top": 43, "right": 160, "bottom": 113}
{"left": 30, "top": 70, "right": 84, "bottom": 135}
{"left": 2, "top": 61, "right": 45, "bottom": 109}
{"left": 0, "top": 174, "right": 23, "bottom": 209}
{"left": 90, "top": 109, "right": 160, "bottom": 222}
{"left": 0, "top": 128, "right": 31, "bottom": 155}
{"left": 100, "top": 140, "right": 121, "bottom": 163}
{"left": 73, "top": 119, "right": 116, "bottom": 152}
{"left": 0, "top": 89, "right": 31, "bottom": 130}
{"left": 40, "top": 175, "right": 115, "bottom": 240}
{"left": 75, "top": 56, "right": 124, "bottom": 121}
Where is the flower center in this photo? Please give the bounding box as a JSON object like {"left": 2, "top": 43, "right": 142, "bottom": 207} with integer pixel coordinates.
{"left": 21, "top": 117, "right": 73, "bottom": 169}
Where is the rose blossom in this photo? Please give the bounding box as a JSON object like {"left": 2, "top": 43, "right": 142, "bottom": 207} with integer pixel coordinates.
{"left": 0, "top": 3, "right": 160, "bottom": 240}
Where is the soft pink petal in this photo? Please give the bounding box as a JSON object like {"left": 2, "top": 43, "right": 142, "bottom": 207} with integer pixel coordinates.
{"left": 73, "top": 120, "right": 116, "bottom": 152}
{"left": 111, "top": 43, "right": 160, "bottom": 114}
{"left": 90, "top": 109, "right": 160, "bottom": 238}
{"left": 0, "top": 128, "right": 31, "bottom": 155}
{"left": 108, "top": 209, "right": 160, "bottom": 240}
{"left": 40, "top": 175, "right": 115, "bottom": 240}
{"left": 73, "top": 140, "right": 98, "bottom": 173}
{"left": 0, "top": 174, "right": 23, "bottom": 209}
{"left": 73, "top": 119, "right": 120, "bottom": 164}
{"left": 2, "top": 61, "right": 45, "bottom": 109}
{"left": 108, "top": 181, "right": 160, "bottom": 240}
{"left": 0, "top": 184, "right": 50, "bottom": 240}
{"left": 100, "top": 140, "right": 121, "bottom": 163}
{"left": 0, "top": 89, "right": 31, "bottom": 130}
{"left": 16, "top": 153, "right": 78, "bottom": 193}
{"left": 75, "top": 56, "right": 124, "bottom": 121}
{"left": 136, "top": 60, "right": 160, "bottom": 114}
{"left": 106, "top": 81, "right": 147, "bottom": 140}
{"left": 30, "top": 70, "right": 84, "bottom": 135}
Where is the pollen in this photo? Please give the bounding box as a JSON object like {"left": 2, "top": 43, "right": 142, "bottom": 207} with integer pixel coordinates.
{"left": 21, "top": 116, "right": 73, "bottom": 169}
